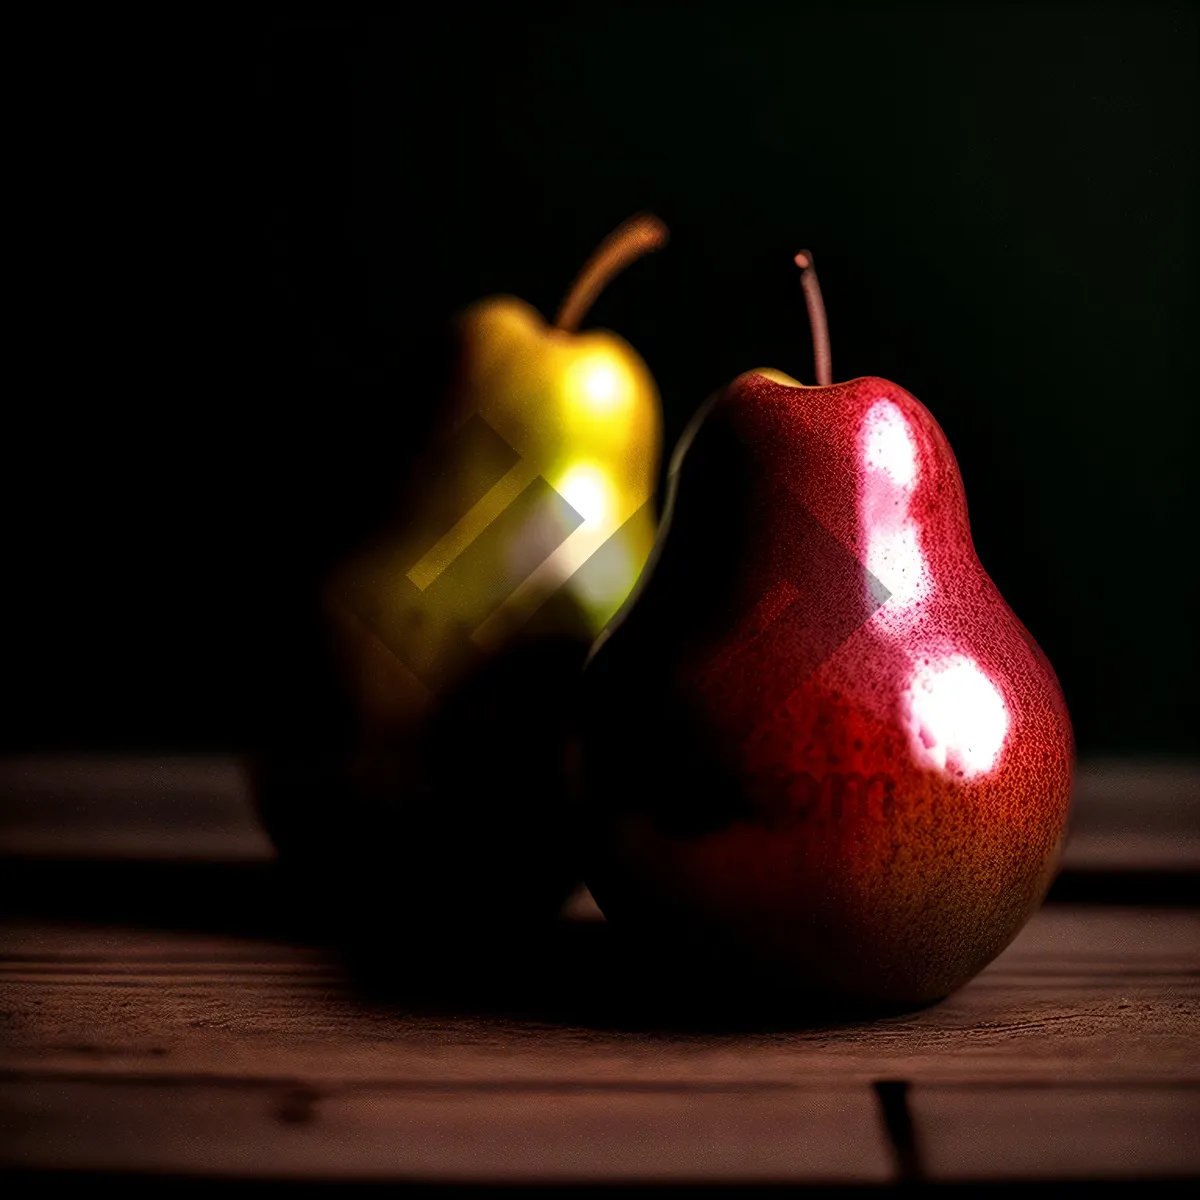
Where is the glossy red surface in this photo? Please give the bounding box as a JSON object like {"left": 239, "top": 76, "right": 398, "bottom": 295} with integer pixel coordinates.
{"left": 580, "top": 371, "right": 1074, "bottom": 1006}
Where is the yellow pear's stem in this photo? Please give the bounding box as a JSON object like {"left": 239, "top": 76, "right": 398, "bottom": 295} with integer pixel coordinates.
{"left": 794, "top": 250, "right": 833, "bottom": 386}
{"left": 554, "top": 213, "right": 669, "bottom": 333}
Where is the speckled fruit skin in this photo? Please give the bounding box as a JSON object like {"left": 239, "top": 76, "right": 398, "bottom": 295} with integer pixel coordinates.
{"left": 579, "top": 371, "right": 1074, "bottom": 1008}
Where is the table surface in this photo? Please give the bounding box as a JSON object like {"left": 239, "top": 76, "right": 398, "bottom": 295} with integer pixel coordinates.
{"left": 1, "top": 756, "right": 1197, "bottom": 1186}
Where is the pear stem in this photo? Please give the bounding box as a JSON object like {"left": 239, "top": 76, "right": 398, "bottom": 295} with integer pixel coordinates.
{"left": 554, "top": 213, "right": 669, "bottom": 333}
{"left": 794, "top": 250, "right": 833, "bottom": 386}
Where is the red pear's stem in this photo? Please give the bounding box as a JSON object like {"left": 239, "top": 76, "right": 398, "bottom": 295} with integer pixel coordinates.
{"left": 554, "top": 213, "right": 669, "bottom": 333}
{"left": 794, "top": 250, "right": 832, "bottom": 386}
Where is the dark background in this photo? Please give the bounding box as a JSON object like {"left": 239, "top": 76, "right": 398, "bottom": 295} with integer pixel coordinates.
{"left": 6, "top": 3, "right": 1196, "bottom": 757}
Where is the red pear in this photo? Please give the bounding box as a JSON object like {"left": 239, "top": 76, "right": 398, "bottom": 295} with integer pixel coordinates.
{"left": 578, "top": 252, "right": 1073, "bottom": 1008}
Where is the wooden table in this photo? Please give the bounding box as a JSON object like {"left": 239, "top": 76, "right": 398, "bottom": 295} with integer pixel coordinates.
{"left": 1, "top": 756, "right": 1197, "bottom": 1185}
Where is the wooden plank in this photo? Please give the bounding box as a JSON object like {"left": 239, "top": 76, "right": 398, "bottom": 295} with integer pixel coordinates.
{"left": 1064, "top": 757, "right": 1200, "bottom": 871}
{"left": 912, "top": 1084, "right": 1200, "bottom": 1180}
{"left": 0, "top": 1077, "right": 890, "bottom": 1182}
{"left": 1, "top": 756, "right": 1195, "bottom": 1181}
{"left": 0, "top": 756, "right": 273, "bottom": 862}
{"left": 2, "top": 909, "right": 1196, "bottom": 1090}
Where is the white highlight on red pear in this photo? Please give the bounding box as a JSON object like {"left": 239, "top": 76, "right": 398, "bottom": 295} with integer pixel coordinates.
{"left": 860, "top": 400, "right": 932, "bottom": 619}
{"left": 857, "top": 398, "right": 1009, "bottom": 778}
{"left": 902, "top": 653, "right": 1009, "bottom": 778}
{"left": 862, "top": 397, "right": 919, "bottom": 489}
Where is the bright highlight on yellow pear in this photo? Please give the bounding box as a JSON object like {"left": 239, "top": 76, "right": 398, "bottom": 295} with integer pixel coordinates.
{"left": 433, "top": 214, "right": 665, "bottom": 648}
{"left": 556, "top": 461, "right": 614, "bottom": 527}
{"left": 564, "top": 351, "right": 636, "bottom": 423}
{"left": 323, "top": 213, "right": 667, "bottom": 694}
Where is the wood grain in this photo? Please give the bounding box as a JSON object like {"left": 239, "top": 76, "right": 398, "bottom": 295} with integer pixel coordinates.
{"left": 913, "top": 1085, "right": 1200, "bottom": 1181}
{"left": 0, "top": 1078, "right": 891, "bottom": 1182}
{"left": 1, "top": 755, "right": 1197, "bottom": 1181}
{"left": 2, "top": 909, "right": 1196, "bottom": 1092}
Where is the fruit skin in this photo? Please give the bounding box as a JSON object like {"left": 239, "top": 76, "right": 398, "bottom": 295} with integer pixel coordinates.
{"left": 579, "top": 369, "right": 1073, "bottom": 1008}
{"left": 251, "top": 296, "right": 661, "bottom": 941}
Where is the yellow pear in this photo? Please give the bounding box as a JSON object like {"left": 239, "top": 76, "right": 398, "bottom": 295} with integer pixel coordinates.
{"left": 251, "top": 215, "right": 666, "bottom": 956}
